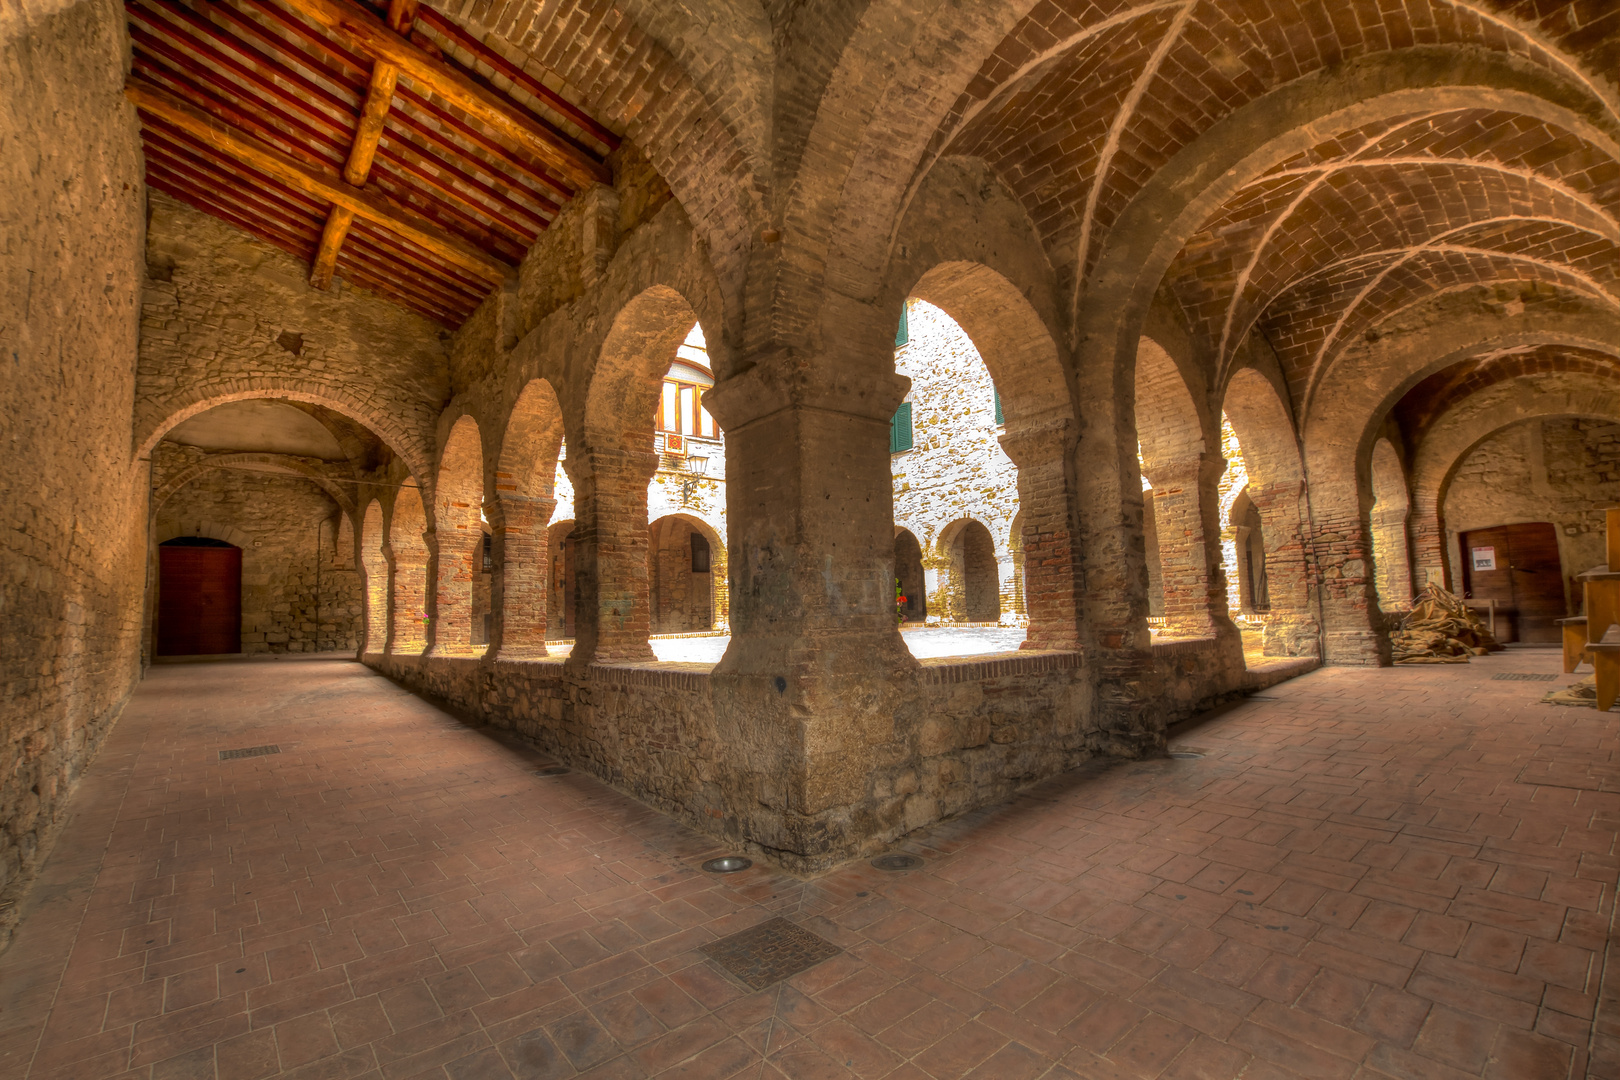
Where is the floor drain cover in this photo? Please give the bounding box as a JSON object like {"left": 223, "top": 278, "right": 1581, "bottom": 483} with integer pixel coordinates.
{"left": 1169, "top": 751, "right": 1204, "bottom": 760}
{"left": 219, "top": 745, "right": 280, "bottom": 761}
{"left": 871, "top": 853, "right": 923, "bottom": 872}
{"left": 534, "top": 765, "right": 570, "bottom": 776}
{"left": 701, "top": 917, "right": 841, "bottom": 989}
{"left": 702, "top": 856, "right": 752, "bottom": 873}
{"left": 1492, "top": 673, "right": 1558, "bottom": 681}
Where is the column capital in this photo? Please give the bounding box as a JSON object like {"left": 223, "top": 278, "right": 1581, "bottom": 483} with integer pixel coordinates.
{"left": 563, "top": 446, "right": 660, "bottom": 486}
{"left": 997, "top": 410, "right": 1076, "bottom": 468}
{"left": 702, "top": 348, "right": 910, "bottom": 431}
{"left": 1141, "top": 452, "right": 1226, "bottom": 490}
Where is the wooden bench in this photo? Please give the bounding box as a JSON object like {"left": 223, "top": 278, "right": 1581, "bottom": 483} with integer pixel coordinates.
{"left": 1592, "top": 625, "right": 1620, "bottom": 712}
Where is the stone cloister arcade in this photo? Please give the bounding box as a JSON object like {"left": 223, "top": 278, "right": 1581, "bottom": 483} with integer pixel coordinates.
{"left": 11, "top": 0, "right": 1620, "bottom": 884}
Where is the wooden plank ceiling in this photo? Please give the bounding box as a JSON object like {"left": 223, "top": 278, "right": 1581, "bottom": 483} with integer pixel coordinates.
{"left": 127, "top": 0, "right": 617, "bottom": 327}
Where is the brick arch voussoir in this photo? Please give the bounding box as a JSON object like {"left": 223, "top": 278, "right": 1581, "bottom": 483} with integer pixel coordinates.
{"left": 137, "top": 382, "right": 435, "bottom": 491}
{"left": 903, "top": 259, "right": 1071, "bottom": 438}
{"left": 1370, "top": 438, "right": 1409, "bottom": 514}
{"left": 496, "top": 378, "right": 566, "bottom": 502}
{"left": 155, "top": 519, "right": 253, "bottom": 549}
{"left": 581, "top": 284, "right": 709, "bottom": 452}
{"left": 1135, "top": 335, "right": 1210, "bottom": 472}
{"left": 772, "top": 2, "right": 1035, "bottom": 344}
{"left": 1076, "top": 49, "right": 1620, "bottom": 485}
{"left": 1220, "top": 364, "right": 1304, "bottom": 490}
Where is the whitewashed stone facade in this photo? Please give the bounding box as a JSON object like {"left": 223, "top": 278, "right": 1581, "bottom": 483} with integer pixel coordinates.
{"left": 892, "top": 300, "right": 1024, "bottom": 625}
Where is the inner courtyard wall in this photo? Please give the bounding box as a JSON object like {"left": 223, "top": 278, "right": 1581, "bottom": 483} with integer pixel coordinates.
{"left": 0, "top": 0, "right": 147, "bottom": 930}
{"left": 156, "top": 469, "right": 363, "bottom": 654}
{"left": 891, "top": 300, "right": 1022, "bottom": 623}
{"left": 1444, "top": 418, "right": 1620, "bottom": 605}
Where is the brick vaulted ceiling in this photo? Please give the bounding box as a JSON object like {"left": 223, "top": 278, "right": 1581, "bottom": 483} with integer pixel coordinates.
{"left": 926, "top": 0, "right": 1620, "bottom": 417}
{"left": 126, "top": 0, "right": 618, "bottom": 326}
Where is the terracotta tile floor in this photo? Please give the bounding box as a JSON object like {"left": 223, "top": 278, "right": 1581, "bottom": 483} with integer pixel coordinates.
{"left": 2, "top": 651, "right": 1617, "bottom": 1079}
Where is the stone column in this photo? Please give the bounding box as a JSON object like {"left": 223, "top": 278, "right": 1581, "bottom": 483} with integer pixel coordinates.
{"left": 1000, "top": 419, "right": 1082, "bottom": 651}
{"left": 1246, "top": 480, "right": 1320, "bottom": 657}
{"left": 1306, "top": 482, "right": 1390, "bottom": 665}
{"left": 1141, "top": 454, "right": 1232, "bottom": 638}
{"left": 488, "top": 493, "right": 554, "bottom": 659}
{"left": 376, "top": 542, "right": 398, "bottom": 655}
{"left": 567, "top": 447, "right": 659, "bottom": 664}
{"left": 389, "top": 541, "right": 430, "bottom": 655}
{"left": 701, "top": 354, "right": 917, "bottom": 866}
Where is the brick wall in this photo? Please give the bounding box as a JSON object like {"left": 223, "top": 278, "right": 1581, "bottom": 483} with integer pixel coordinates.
{"left": 0, "top": 0, "right": 146, "bottom": 929}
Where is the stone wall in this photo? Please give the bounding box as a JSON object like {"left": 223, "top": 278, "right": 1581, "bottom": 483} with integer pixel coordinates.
{"left": 0, "top": 0, "right": 147, "bottom": 930}
{"left": 156, "top": 468, "right": 363, "bottom": 653}
{"left": 366, "top": 649, "right": 1103, "bottom": 871}
{"left": 1444, "top": 418, "right": 1620, "bottom": 601}
{"left": 137, "top": 193, "right": 450, "bottom": 481}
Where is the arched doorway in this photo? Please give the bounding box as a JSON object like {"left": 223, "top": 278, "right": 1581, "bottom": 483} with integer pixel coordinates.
{"left": 648, "top": 514, "right": 722, "bottom": 633}
{"left": 894, "top": 528, "right": 926, "bottom": 623}
{"left": 157, "top": 537, "right": 242, "bottom": 655}
{"left": 940, "top": 519, "right": 1000, "bottom": 623}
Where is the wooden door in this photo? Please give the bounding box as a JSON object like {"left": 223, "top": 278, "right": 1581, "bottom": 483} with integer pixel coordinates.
{"left": 1459, "top": 522, "right": 1565, "bottom": 643}
{"left": 158, "top": 544, "right": 242, "bottom": 655}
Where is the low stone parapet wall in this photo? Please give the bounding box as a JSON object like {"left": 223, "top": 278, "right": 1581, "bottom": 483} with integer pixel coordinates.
{"left": 365, "top": 648, "right": 1114, "bottom": 869}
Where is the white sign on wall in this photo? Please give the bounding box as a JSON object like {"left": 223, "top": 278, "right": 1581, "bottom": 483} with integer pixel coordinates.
{"left": 1472, "top": 546, "right": 1497, "bottom": 571}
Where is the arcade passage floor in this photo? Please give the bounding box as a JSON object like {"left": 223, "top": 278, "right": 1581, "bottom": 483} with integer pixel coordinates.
{"left": 2, "top": 655, "right": 1617, "bottom": 1079}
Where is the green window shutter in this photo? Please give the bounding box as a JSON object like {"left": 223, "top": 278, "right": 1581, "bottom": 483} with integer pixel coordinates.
{"left": 895, "top": 306, "right": 909, "bottom": 348}
{"left": 890, "top": 402, "right": 913, "bottom": 453}
{"left": 993, "top": 389, "right": 1003, "bottom": 425}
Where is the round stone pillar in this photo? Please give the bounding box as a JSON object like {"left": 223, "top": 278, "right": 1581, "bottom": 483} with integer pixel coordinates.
{"left": 488, "top": 493, "right": 555, "bottom": 659}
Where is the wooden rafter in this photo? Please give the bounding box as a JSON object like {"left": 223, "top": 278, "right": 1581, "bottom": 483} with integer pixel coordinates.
{"left": 127, "top": 78, "right": 514, "bottom": 284}
{"left": 275, "top": 0, "right": 610, "bottom": 190}
{"left": 311, "top": 0, "right": 414, "bottom": 287}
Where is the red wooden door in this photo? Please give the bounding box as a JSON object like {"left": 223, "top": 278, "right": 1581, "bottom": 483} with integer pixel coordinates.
{"left": 1459, "top": 522, "right": 1565, "bottom": 644}
{"left": 158, "top": 544, "right": 242, "bottom": 655}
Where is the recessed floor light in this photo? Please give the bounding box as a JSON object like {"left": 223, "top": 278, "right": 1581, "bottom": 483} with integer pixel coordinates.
{"left": 703, "top": 856, "right": 752, "bottom": 873}
{"left": 534, "top": 765, "right": 569, "bottom": 777}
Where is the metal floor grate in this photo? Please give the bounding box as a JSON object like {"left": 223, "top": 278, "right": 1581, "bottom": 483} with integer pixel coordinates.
{"left": 701, "top": 917, "right": 841, "bottom": 990}
{"left": 1492, "top": 673, "right": 1559, "bottom": 682}
{"left": 218, "top": 745, "right": 281, "bottom": 760}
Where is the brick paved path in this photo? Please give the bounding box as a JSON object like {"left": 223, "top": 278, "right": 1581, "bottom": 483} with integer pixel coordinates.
{"left": 1, "top": 652, "right": 1615, "bottom": 1078}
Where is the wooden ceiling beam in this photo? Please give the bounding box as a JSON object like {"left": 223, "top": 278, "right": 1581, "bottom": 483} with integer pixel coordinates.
{"left": 274, "top": 0, "right": 609, "bottom": 190}
{"left": 312, "top": 0, "right": 414, "bottom": 288}
{"left": 127, "top": 78, "right": 514, "bottom": 284}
